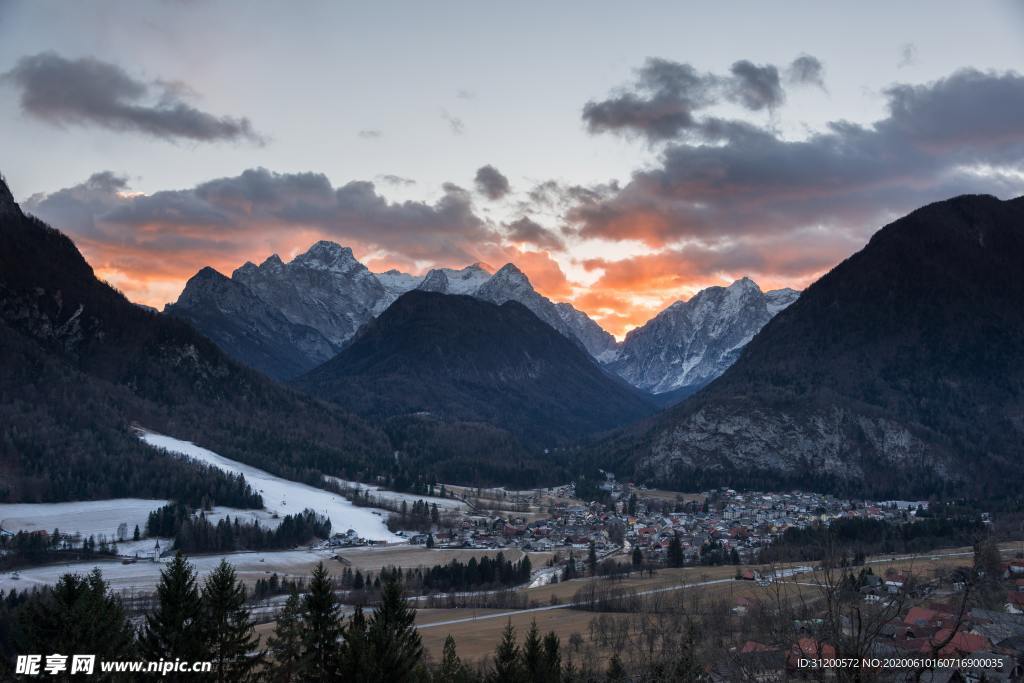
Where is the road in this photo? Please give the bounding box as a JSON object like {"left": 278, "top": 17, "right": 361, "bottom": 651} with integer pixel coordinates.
{"left": 417, "top": 576, "right": 737, "bottom": 630}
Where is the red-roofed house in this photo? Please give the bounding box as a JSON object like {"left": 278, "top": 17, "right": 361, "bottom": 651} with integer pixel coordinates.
{"left": 787, "top": 638, "right": 836, "bottom": 668}
{"left": 929, "top": 629, "right": 990, "bottom": 656}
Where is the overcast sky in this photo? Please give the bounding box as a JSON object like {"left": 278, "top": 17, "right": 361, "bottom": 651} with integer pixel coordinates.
{"left": 2, "top": 1, "right": 1023, "bottom": 336}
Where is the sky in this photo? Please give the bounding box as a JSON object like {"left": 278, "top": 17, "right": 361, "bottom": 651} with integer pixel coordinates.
{"left": 2, "top": 1, "right": 1024, "bottom": 338}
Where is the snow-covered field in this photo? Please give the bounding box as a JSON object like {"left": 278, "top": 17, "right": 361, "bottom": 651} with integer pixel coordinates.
{"left": 0, "top": 500, "right": 283, "bottom": 542}
{"left": 139, "top": 430, "right": 402, "bottom": 543}
{"left": 323, "top": 476, "right": 466, "bottom": 511}
{"left": 0, "top": 548, "right": 337, "bottom": 593}
{"left": 0, "top": 499, "right": 169, "bottom": 540}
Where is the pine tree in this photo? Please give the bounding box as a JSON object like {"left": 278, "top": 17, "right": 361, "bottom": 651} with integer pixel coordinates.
{"left": 339, "top": 605, "right": 369, "bottom": 680}
{"left": 201, "top": 559, "right": 263, "bottom": 682}
{"left": 491, "top": 620, "right": 521, "bottom": 682}
{"left": 368, "top": 578, "right": 424, "bottom": 681}
{"left": 667, "top": 533, "right": 684, "bottom": 568}
{"left": 435, "top": 634, "right": 469, "bottom": 682}
{"left": 631, "top": 546, "right": 643, "bottom": 567}
{"left": 587, "top": 542, "right": 598, "bottom": 576}
{"left": 301, "top": 562, "right": 343, "bottom": 681}
{"left": 521, "top": 619, "right": 543, "bottom": 681}
{"left": 142, "top": 552, "right": 207, "bottom": 670}
{"left": 605, "top": 654, "right": 626, "bottom": 682}
{"left": 17, "top": 569, "right": 135, "bottom": 677}
{"left": 267, "top": 588, "right": 304, "bottom": 683}
{"left": 542, "top": 631, "right": 561, "bottom": 683}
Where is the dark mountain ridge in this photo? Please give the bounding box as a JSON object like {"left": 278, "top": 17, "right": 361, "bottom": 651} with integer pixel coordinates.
{"left": 294, "top": 290, "right": 657, "bottom": 449}
{"left": 0, "top": 176, "right": 391, "bottom": 502}
{"left": 613, "top": 194, "right": 1024, "bottom": 498}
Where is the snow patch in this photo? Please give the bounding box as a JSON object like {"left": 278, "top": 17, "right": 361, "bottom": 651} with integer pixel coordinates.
{"left": 138, "top": 430, "right": 402, "bottom": 543}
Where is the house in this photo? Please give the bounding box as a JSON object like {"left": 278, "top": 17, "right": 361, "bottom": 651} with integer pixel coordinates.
{"left": 1006, "top": 591, "right": 1024, "bottom": 614}
{"left": 786, "top": 638, "right": 836, "bottom": 669}
{"left": 885, "top": 573, "right": 909, "bottom": 593}
{"left": 928, "top": 629, "right": 990, "bottom": 656}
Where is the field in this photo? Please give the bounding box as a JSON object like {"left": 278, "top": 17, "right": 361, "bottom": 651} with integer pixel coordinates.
{"left": 140, "top": 430, "right": 401, "bottom": 542}
{"left": 409, "top": 543, "right": 1019, "bottom": 663}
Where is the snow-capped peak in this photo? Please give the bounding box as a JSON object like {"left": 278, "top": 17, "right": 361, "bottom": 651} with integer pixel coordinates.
{"left": 609, "top": 278, "right": 800, "bottom": 394}
{"left": 293, "top": 241, "right": 359, "bottom": 273}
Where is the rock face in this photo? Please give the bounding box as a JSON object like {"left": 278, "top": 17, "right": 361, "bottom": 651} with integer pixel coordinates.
{"left": 474, "top": 264, "right": 619, "bottom": 359}
{"left": 293, "top": 290, "right": 655, "bottom": 448}
{"left": 232, "top": 241, "right": 387, "bottom": 347}
{"left": 416, "top": 264, "right": 493, "bottom": 295}
{"left": 165, "top": 267, "right": 337, "bottom": 380}
{"left": 620, "top": 194, "right": 1024, "bottom": 499}
{"left": 608, "top": 279, "right": 799, "bottom": 395}
{"left": 373, "top": 269, "right": 423, "bottom": 308}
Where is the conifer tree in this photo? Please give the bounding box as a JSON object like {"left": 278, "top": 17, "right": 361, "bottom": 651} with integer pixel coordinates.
{"left": 368, "top": 578, "right": 423, "bottom": 681}
{"left": 667, "top": 533, "right": 684, "bottom": 568}
{"left": 491, "top": 620, "right": 521, "bottom": 682}
{"left": 521, "top": 620, "right": 543, "bottom": 681}
{"left": 605, "top": 654, "right": 626, "bottom": 682}
{"left": 267, "top": 588, "right": 304, "bottom": 683}
{"left": 435, "top": 634, "right": 470, "bottom": 682}
{"left": 16, "top": 569, "right": 135, "bottom": 678}
{"left": 301, "top": 562, "right": 343, "bottom": 681}
{"left": 632, "top": 546, "right": 643, "bottom": 567}
{"left": 201, "top": 559, "right": 263, "bottom": 682}
{"left": 141, "top": 552, "right": 207, "bottom": 669}
{"left": 339, "top": 605, "right": 370, "bottom": 680}
{"left": 587, "top": 542, "right": 598, "bottom": 576}
{"left": 542, "top": 631, "right": 561, "bottom": 683}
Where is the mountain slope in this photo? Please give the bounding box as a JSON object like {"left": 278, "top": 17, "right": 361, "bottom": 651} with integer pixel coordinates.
{"left": 0, "top": 177, "right": 391, "bottom": 502}
{"left": 165, "top": 267, "right": 338, "bottom": 380}
{"left": 623, "top": 194, "right": 1024, "bottom": 498}
{"left": 233, "top": 241, "right": 387, "bottom": 345}
{"left": 293, "top": 290, "right": 656, "bottom": 448}
{"left": 475, "top": 264, "right": 619, "bottom": 359}
{"left": 608, "top": 279, "right": 799, "bottom": 395}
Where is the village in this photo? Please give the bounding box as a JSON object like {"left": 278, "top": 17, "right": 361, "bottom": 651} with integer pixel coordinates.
{"left": 391, "top": 476, "right": 928, "bottom": 568}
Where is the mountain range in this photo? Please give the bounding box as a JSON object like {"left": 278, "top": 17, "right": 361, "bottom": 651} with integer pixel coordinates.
{"left": 10, "top": 167, "right": 1019, "bottom": 501}
{"left": 168, "top": 243, "right": 796, "bottom": 393}
{"left": 606, "top": 194, "right": 1024, "bottom": 499}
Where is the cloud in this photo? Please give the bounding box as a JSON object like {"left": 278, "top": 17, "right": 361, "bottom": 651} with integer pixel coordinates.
{"left": 504, "top": 216, "right": 565, "bottom": 250}
{"left": 2, "top": 52, "right": 263, "bottom": 143}
{"left": 376, "top": 174, "right": 416, "bottom": 186}
{"left": 456, "top": 88, "right": 476, "bottom": 100}
{"left": 786, "top": 54, "right": 826, "bottom": 90}
{"left": 898, "top": 43, "right": 918, "bottom": 69}
{"left": 474, "top": 164, "right": 511, "bottom": 200}
{"left": 582, "top": 55, "right": 823, "bottom": 141}
{"left": 571, "top": 68, "right": 1024, "bottom": 251}
{"left": 582, "top": 58, "right": 717, "bottom": 141}
{"left": 24, "top": 168, "right": 503, "bottom": 304}
{"left": 727, "top": 60, "right": 784, "bottom": 111}
{"left": 358, "top": 129, "right": 382, "bottom": 139}
{"left": 441, "top": 110, "right": 465, "bottom": 135}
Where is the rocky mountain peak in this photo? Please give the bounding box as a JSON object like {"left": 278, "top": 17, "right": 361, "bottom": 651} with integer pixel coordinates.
{"left": 0, "top": 175, "right": 16, "bottom": 215}
{"left": 479, "top": 263, "right": 533, "bottom": 297}
{"left": 293, "top": 241, "right": 358, "bottom": 272}
{"left": 609, "top": 277, "right": 799, "bottom": 395}
{"left": 417, "top": 269, "right": 451, "bottom": 293}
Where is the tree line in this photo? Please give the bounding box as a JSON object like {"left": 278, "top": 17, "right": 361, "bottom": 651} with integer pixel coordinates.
{"left": 145, "top": 503, "right": 332, "bottom": 553}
